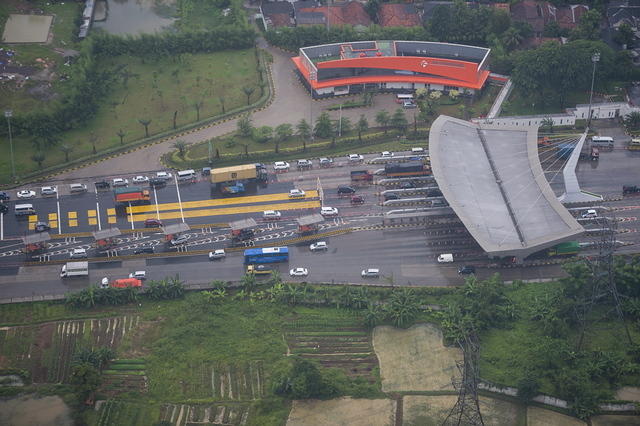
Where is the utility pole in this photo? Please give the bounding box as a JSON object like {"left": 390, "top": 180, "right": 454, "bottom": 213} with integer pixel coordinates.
{"left": 586, "top": 52, "right": 600, "bottom": 130}
{"left": 4, "top": 110, "right": 15, "bottom": 182}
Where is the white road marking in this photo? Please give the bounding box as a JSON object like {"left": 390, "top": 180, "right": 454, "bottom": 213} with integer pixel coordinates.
{"left": 56, "top": 189, "right": 62, "bottom": 234}
{"left": 174, "top": 174, "right": 185, "bottom": 223}
{"left": 153, "top": 185, "right": 160, "bottom": 220}
{"left": 96, "top": 200, "right": 102, "bottom": 231}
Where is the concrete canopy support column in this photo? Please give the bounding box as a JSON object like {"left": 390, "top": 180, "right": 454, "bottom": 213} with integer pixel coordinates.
{"left": 558, "top": 131, "right": 603, "bottom": 204}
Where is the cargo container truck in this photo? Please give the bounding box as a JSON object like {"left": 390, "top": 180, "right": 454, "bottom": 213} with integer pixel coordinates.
{"left": 60, "top": 261, "right": 89, "bottom": 278}
{"left": 547, "top": 241, "right": 580, "bottom": 257}
{"left": 114, "top": 187, "right": 150, "bottom": 206}
{"left": 384, "top": 161, "right": 431, "bottom": 178}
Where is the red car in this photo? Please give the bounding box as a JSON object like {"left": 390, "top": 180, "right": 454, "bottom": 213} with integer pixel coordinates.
{"left": 350, "top": 195, "right": 365, "bottom": 204}
{"left": 144, "top": 218, "right": 163, "bottom": 228}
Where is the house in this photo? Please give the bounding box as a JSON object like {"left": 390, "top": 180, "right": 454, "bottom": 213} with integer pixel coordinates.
{"left": 607, "top": 0, "right": 640, "bottom": 29}
{"left": 511, "top": 0, "right": 588, "bottom": 38}
{"left": 295, "top": 1, "right": 371, "bottom": 27}
{"left": 260, "top": 1, "right": 294, "bottom": 29}
{"left": 378, "top": 3, "right": 421, "bottom": 27}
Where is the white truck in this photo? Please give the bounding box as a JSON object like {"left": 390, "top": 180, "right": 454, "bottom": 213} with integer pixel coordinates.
{"left": 60, "top": 261, "right": 89, "bottom": 278}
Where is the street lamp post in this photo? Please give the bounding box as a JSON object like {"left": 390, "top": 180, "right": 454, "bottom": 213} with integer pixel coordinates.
{"left": 587, "top": 51, "right": 600, "bottom": 129}
{"left": 4, "top": 110, "right": 15, "bottom": 182}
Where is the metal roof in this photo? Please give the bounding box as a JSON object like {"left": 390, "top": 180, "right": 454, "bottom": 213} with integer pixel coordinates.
{"left": 23, "top": 233, "right": 51, "bottom": 244}
{"left": 162, "top": 223, "right": 191, "bottom": 235}
{"left": 93, "top": 228, "right": 121, "bottom": 240}
{"left": 296, "top": 214, "right": 325, "bottom": 226}
{"left": 229, "top": 218, "right": 257, "bottom": 231}
{"left": 429, "top": 116, "right": 583, "bottom": 259}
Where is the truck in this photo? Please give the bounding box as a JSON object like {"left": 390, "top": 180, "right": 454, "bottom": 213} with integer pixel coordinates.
{"left": 623, "top": 185, "right": 640, "bottom": 195}
{"left": 628, "top": 138, "right": 640, "bottom": 151}
{"left": 350, "top": 170, "right": 373, "bottom": 182}
{"left": 246, "top": 264, "right": 273, "bottom": 275}
{"left": 100, "top": 277, "right": 143, "bottom": 289}
{"left": 114, "top": 187, "right": 150, "bottom": 206}
{"left": 60, "top": 261, "right": 89, "bottom": 278}
{"left": 547, "top": 241, "right": 580, "bottom": 257}
{"left": 210, "top": 164, "right": 267, "bottom": 184}
{"left": 384, "top": 161, "right": 431, "bottom": 178}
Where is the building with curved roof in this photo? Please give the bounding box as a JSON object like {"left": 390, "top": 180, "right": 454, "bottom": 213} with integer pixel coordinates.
{"left": 428, "top": 115, "right": 583, "bottom": 260}
{"left": 292, "top": 40, "right": 491, "bottom": 98}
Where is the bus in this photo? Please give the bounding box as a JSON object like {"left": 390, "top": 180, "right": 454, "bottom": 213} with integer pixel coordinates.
{"left": 395, "top": 93, "right": 414, "bottom": 103}
{"left": 591, "top": 136, "right": 614, "bottom": 148}
{"left": 244, "top": 247, "right": 289, "bottom": 264}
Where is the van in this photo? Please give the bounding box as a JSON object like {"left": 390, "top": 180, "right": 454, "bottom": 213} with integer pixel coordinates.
{"left": 15, "top": 204, "right": 35, "bottom": 216}
{"left": 177, "top": 169, "right": 196, "bottom": 181}
{"left": 581, "top": 209, "right": 597, "bottom": 218}
{"left": 437, "top": 253, "right": 453, "bottom": 263}
{"left": 396, "top": 94, "right": 414, "bottom": 103}
{"left": 69, "top": 183, "right": 88, "bottom": 193}
{"left": 591, "top": 136, "right": 614, "bottom": 148}
{"left": 361, "top": 268, "right": 380, "bottom": 278}
{"left": 411, "top": 147, "right": 425, "bottom": 154}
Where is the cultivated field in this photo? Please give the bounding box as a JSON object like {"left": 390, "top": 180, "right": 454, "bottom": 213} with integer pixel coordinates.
{"left": 402, "top": 395, "right": 523, "bottom": 426}
{"left": 99, "top": 358, "right": 148, "bottom": 397}
{"left": 527, "top": 406, "right": 586, "bottom": 426}
{"left": 373, "top": 323, "right": 460, "bottom": 392}
{"left": 160, "top": 402, "right": 251, "bottom": 426}
{"left": 287, "top": 397, "right": 396, "bottom": 426}
{"left": 591, "top": 415, "right": 640, "bottom": 425}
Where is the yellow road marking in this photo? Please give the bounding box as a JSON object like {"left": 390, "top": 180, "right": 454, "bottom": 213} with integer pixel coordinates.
{"left": 68, "top": 219, "right": 78, "bottom": 227}
{"left": 126, "top": 190, "right": 320, "bottom": 214}
{"left": 28, "top": 215, "right": 37, "bottom": 222}
{"left": 48, "top": 212, "right": 57, "bottom": 220}
{"left": 88, "top": 218, "right": 97, "bottom": 225}
{"left": 107, "top": 216, "right": 116, "bottom": 224}
{"left": 68, "top": 211, "right": 77, "bottom": 219}
{"left": 131, "top": 200, "right": 321, "bottom": 222}
{"left": 28, "top": 222, "right": 35, "bottom": 230}
{"left": 50, "top": 220, "right": 58, "bottom": 229}
{"left": 88, "top": 210, "right": 96, "bottom": 217}
{"left": 107, "top": 208, "right": 115, "bottom": 215}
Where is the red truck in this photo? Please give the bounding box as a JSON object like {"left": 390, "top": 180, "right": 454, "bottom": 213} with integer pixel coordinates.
{"left": 114, "top": 187, "right": 150, "bottom": 206}
{"left": 101, "top": 277, "right": 143, "bottom": 289}
{"left": 351, "top": 170, "right": 373, "bottom": 182}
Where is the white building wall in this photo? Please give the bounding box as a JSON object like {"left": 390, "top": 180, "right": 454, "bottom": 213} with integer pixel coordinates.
{"left": 473, "top": 114, "right": 575, "bottom": 127}
{"left": 315, "top": 87, "right": 334, "bottom": 95}
{"left": 386, "top": 82, "right": 412, "bottom": 89}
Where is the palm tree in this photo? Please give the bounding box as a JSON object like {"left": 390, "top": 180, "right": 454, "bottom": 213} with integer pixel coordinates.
{"left": 31, "top": 152, "right": 45, "bottom": 168}
{"left": 540, "top": 117, "right": 554, "bottom": 133}
{"left": 60, "top": 144, "right": 73, "bottom": 162}
{"left": 624, "top": 111, "right": 640, "bottom": 130}
{"left": 237, "top": 114, "right": 253, "bottom": 137}
{"left": 138, "top": 119, "right": 152, "bottom": 138}
{"left": 363, "top": 304, "right": 383, "bottom": 329}
{"left": 243, "top": 86, "right": 255, "bottom": 105}
{"left": 356, "top": 115, "right": 369, "bottom": 142}
{"left": 193, "top": 100, "right": 204, "bottom": 121}
{"left": 173, "top": 139, "right": 187, "bottom": 159}
{"left": 375, "top": 110, "right": 390, "bottom": 134}
{"left": 219, "top": 96, "right": 226, "bottom": 114}
{"left": 387, "top": 288, "right": 419, "bottom": 327}
{"left": 296, "top": 119, "right": 312, "bottom": 141}
{"left": 116, "top": 129, "right": 125, "bottom": 145}
{"left": 242, "top": 273, "right": 257, "bottom": 293}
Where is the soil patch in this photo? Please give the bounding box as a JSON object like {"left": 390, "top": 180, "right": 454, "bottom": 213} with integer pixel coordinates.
{"left": 373, "top": 323, "right": 460, "bottom": 392}
{"left": 616, "top": 386, "right": 640, "bottom": 402}
{"left": 527, "top": 406, "right": 585, "bottom": 426}
{"left": 402, "top": 395, "right": 522, "bottom": 426}
{"left": 0, "top": 395, "right": 72, "bottom": 426}
{"left": 287, "top": 397, "right": 396, "bottom": 426}
{"left": 591, "top": 415, "right": 640, "bottom": 425}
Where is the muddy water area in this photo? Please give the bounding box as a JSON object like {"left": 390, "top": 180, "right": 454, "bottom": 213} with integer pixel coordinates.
{"left": 93, "top": 0, "right": 177, "bottom": 35}
{"left": 0, "top": 394, "right": 72, "bottom": 425}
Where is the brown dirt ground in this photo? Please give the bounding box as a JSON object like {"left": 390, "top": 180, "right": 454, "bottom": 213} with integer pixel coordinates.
{"left": 591, "top": 415, "right": 640, "bottom": 425}
{"left": 372, "top": 323, "right": 461, "bottom": 392}
{"left": 286, "top": 397, "right": 396, "bottom": 426}
{"left": 118, "top": 320, "right": 160, "bottom": 359}
{"left": 402, "top": 395, "right": 523, "bottom": 426}
{"left": 615, "top": 386, "right": 640, "bottom": 402}
{"left": 527, "top": 406, "right": 586, "bottom": 426}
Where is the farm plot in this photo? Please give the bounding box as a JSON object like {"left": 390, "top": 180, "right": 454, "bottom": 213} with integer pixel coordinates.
{"left": 0, "top": 316, "right": 140, "bottom": 383}
{"left": 287, "top": 397, "right": 396, "bottom": 426}
{"left": 285, "top": 316, "right": 378, "bottom": 381}
{"left": 592, "top": 415, "right": 640, "bottom": 425}
{"left": 373, "top": 323, "right": 461, "bottom": 392}
{"left": 97, "top": 400, "right": 160, "bottom": 426}
{"left": 160, "top": 402, "right": 251, "bottom": 426}
{"left": 402, "top": 395, "right": 523, "bottom": 426}
{"left": 527, "top": 406, "right": 586, "bottom": 426}
{"left": 100, "top": 359, "right": 148, "bottom": 397}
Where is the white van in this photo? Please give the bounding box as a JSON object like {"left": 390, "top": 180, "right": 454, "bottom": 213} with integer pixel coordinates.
{"left": 69, "top": 183, "right": 88, "bottom": 193}
{"left": 396, "top": 94, "right": 414, "bottom": 103}
{"left": 591, "top": 136, "right": 614, "bottom": 148}
{"left": 177, "top": 169, "right": 196, "bottom": 181}
{"left": 581, "top": 209, "right": 597, "bottom": 219}
{"left": 437, "top": 253, "right": 454, "bottom": 263}
{"left": 15, "top": 204, "right": 35, "bottom": 216}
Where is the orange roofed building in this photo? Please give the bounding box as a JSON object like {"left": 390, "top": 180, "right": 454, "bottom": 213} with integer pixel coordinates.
{"left": 292, "top": 40, "right": 491, "bottom": 98}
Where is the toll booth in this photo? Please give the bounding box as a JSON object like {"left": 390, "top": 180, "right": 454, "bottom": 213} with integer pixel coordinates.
{"left": 296, "top": 214, "right": 324, "bottom": 235}
{"left": 230, "top": 218, "right": 257, "bottom": 242}
{"left": 22, "top": 232, "right": 51, "bottom": 257}
{"left": 93, "top": 228, "right": 121, "bottom": 251}
{"left": 162, "top": 223, "right": 191, "bottom": 242}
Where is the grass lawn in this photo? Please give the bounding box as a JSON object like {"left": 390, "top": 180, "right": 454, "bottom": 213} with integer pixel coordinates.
{"left": 503, "top": 87, "right": 590, "bottom": 116}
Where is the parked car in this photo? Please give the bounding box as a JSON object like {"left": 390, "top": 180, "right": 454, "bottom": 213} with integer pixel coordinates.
{"left": 35, "top": 222, "right": 51, "bottom": 233}
{"left": 132, "top": 175, "right": 149, "bottom": 184}
{"left": 69, "top": 183, "right": 88, "bottom": 193}
{"left": 337, "top": 186, "right": 356, "bottom": 195}
{"left": 400, "top": 181, "right": 416, "bottom": 189}
{"left": 208, "top": 249, "right": 226, "bottom": 260}
{"left": 170, "top": 234, "right": 189, "bottom": 246}
{"left": 320, "top": 207, "right": 338, "bottom": 217}
{"left": 351, "top": 195, "right": 365, "bottom": 204}
{"left": 128, "top": 271, "right": 147, "bottom": 280}
{"left": 94, "top": 180, "right": 110, "bottom": 189}
{"left": 69, "top": 248, "right": 88, "bottom": 259}
{"left": 17, "top": 190, "right": 36, "bottom": 199}
{"left": 381, "top": 151, "right": 394, "bottom": 158}
{"left": 134, "top": 246, "right": 154, "bottom": 254}
{"left": 150, "top": 178, "right": 166, "bottom": 187}
{"left": 156, "top": 171, "right": 173, "bottom": 180}
{"left": 458, "top": 265, "right": 476, "bottom": 275}
{"left": 427, "top": 189, "right": 442, "bottom": 197}
{"left": 310, "top": 242, "right": 328, "bottom": 251}
{"left": 288, "top": 189, "right": 306, "bottom": 198}
{"left": 319, "top": 157, "right": 333, "bottom": 167}
{"left": 41, "top": 186, "right": 57, "bottom": 196}
{"left": 403, "top": 101, "right": 417, "bottom": 109}
{"left": 263, "top": 210, "right": 282, "bottom": 220}
{"left": 144, "top": 218, "right": 163, "bottom": 228}
{"left": 348, "top": 154, "right": 363, "bottom": 162}
{"left": 361, "top": 268, "right": 380, "bottom": 278}
{"left": 274, "top": 161, "right": 290, "bottom": 171}
{"left": 0, "top": 191, "right": 10, "bottom": 200}
{"left": 289, "top": 267, "right": 309, "bottom": 277}
{"left": 112, "top": 178, "right": 129, "bottom": 187}
{"left": 437, "top": 253, "right": 453, "bottom": 263}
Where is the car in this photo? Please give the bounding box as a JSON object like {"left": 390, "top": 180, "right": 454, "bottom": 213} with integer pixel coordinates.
{"left": 384, "top": 193, "right": 399, "bottom": 201}
{"left": 297, "top": 159, "right": 312, "bottom": 169}
{"left": 17, "top": 190, "right": 36, "bottom": 199}
{"left": 170, "top": 234, "right": 189, "bottom": 246}
{"left": 144, "top": 218, "right": 163, "bottom": 228}
{"left": 150, "top": 178, "right": 166, "bottom": 187}
{"left": 0, "top": 191, "right": 10, "bottom": 201}
{"left": 274, "top": 161, "right": 290, "bottom": 171}
{"left": 401, "top": 181, "right": 416, "bottom": 189}
{"left": 128, "top": 271, "right": 147, "bottom": 280}
{"left": 208, "top": 249, "right": 226, "bottom": 260}
{"left": 132, "top": 175, "right": 149, "bottom": 184}
{"left": 134, "top": 246, "right": 154, "bottom": 254}
{"left": 255, "top": 163, "right": 266, "bottom": 170}
{"left": 319, "top": 157, "right": 333, "bottom": 167}
{"left": 0, "top": 204, "right": 8, "bottom": 214}
{"left": 458, "top": 265, "right": 476, "bottom": 275}
{"left": 351, "top": 195, "right": 365, "bottom": 204}
{"left": 381, "top": 151, "right": 394, "bottom": 158}
{"left": 35, "top": 222, "right": 51, "bottom": 233}
{"left": 403, "top": 101, "right": 417, "bottom": 109}
{"left": 289, "top": 267, "right": 309, "bottom": 277}
{"left": 41, "top": 186, "right": 57, "bottom": 196}
{"left": 156, "top": 171, "right": 173, "bottom": 180}
{"left": 581, "top": 209, "right": 597, "bottom": 219}
{"left": 263, "top": 210, "right": 282, "bottom": 220}
{"left": 361, "top": 268, "right": 380, "bottom": 278}
{"left": 94, "top": 180, "right": 110, "bottom": 189}
{"left": 69, "top": 183, "right": 88, "bottom": 194}
{"left": 437, "top": 253, "right": 454, "bottom": 263}
{"left": 112, "top": 178, "right": 129, "bottom": 187}
{"left": 69, "top": 248, "right": 88, "bottom": 259}
{"left": 337, "top": 186, "right": 356, "bottom": 195}
{"left": 411, "top": 147, "right": 425, "bottom": 154}
{"left": 348, "top": 154, "right": 363, "bottom": 162}
{"left": 288, "top": 189, "right": 306, "bottom": 198}
{"left": 310, "top": 242, "right": 328, "bottom": 251}
{"left": 320, "top": 207, "right": 338, "bottom": 217}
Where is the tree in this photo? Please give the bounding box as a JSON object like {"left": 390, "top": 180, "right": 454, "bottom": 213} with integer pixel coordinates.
{"left": 138, "top": 118, "right": 152, "bottom": 138}
{"left": 219, "top": 96, "right": 226, "bottom": 114}
{"left": 296, "top": 119, "right": 312, "bottom": 142}
{"left": 502, "top": 27, "right": 524, "bottom": 51}
{"left": 116, "top": 129, "right": 125, "bottom": 145}
{"left": 173, "top": 110, "right": 178, "bottom": 129}
{"left": 386, "top": 288, "right": 419, "bottom": 327}
{"left": 237, "top": 114, "right": 253, "bottom": 137}
{"left": 334, "top": 117, "right": 351, "bottom": 136}
{"left": 69, "top": 362, "right": 101, "bottom": 398}
{"left": 356, "top": 115, "right": 368, "bottom": 142}
{"left": 31, "top": 152, "right": 45, "bottom": 168}
{"left": 570, "top": 10, "right": 602, "bottom": 41}
{"left": 173, "top": 139, "right": 187, "bottom": 159}
{"left": 363, "top": 304, "right": 383, "bottom": 329}
{"left": 60, "top": 144, "right": 73, "bottom": 162}
{"left": 275, "top": 123, "right": 293, "bottom": 141}
{"left": 314, "top": 112, "right": 333, "bottom": 139}
{"left": 390, "top": 108, "right": 408, "bottom": 133}
{"left": 193, "top": 100, "right": 204, "bottom": 121}
{"left": 243, "top": 86, "right": 255, "bottom": 105}
{"left": 624, "top": 111, "right": 640, "bottom": 130}
{"left": 375, "top": 110, "right": 390, "bottom": 134}
{"left": 541, "top": 117, "right": 555, "bottom": 133}
{"left": 517, "top": 370, "right": 540, "bottom": 401}
{"left": 254, "top": 126, "right": 273, "bottom": 143}
{"left": 271, "top": 357, "right": 331, "bottom": 399}
{"left": 613, "top": 23, "right": 635, "bottom": 47}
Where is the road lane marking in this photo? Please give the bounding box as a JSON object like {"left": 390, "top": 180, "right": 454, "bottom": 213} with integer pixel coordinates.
{"left": 88, "top": 218, "right": 98, "bottom": 225}
{"left": 125, "top": 190, "right": 320, "bottom": 214}
{"left": 152, "top": 185, "right": 160, "bottom": 219}
{"left": 50, "top": 220, "right": 58, "bottom": 229}
{"left": 0, "top": 213, "right": 3, "bottom": 240}
{"left": 129, "top": 200, "right": 321, "bottom": 222}
{"left": 107, "top": 208, "right": 115, "bottom": 216}
{"left": 68, "top": 219, "right": 78, "bottom": 227}
{"left": 96, "top": 201, "right": 102, "bottom": 231}
{"left": 68, "top": 211, "right": 77, "bottom": 219}
{"left": 174, "top": 174, "right": 185, "bottom": 223}
{"left": 28, "top": 215, "right": 37, "bottom": 222}
{"left": 128, "top": 202, "right": 135, "bottom": 229}
{"left": 108, "top": 216, "right": 116, "bottom": 224}
{"left": 56, "top": 189, "right": 62, "bottom": 235}
{"left": 88, "top": 210, "right": 96, "bottom": 217}
{"left": 48, "top": 213, "right": 57, "bottom": 220}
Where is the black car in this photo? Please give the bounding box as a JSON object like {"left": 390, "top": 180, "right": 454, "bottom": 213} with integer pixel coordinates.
{"left": 0, "top": 191, "right": 9, "bottom": 201}
{"left": 95, "top": 180, "right": 110, "bottom": 189}
{"left": 337, "top": 186, "right": 356, "bottom": 195}
{"left": 0, "top": 204, "right": 8, "bottom": 214}
{"left": 384, "top": 193, "right": 399, "bottom": 201}
{"left": 400, "top": 181, "right": 416, "bottom": 189}
{"left": 134, "top": 247, "right": 154, "bottom": 254}
{"left": 458, "top": 265, "right": 476, "bottom": 275}
{"left": 35, "top": 222, "right": 51, "bottom": 233}
{"left": 150, "top": 178, "right": 166, "bottom": 187}
{"left": 427, "top": 189, "right": 443, "bottom": 197}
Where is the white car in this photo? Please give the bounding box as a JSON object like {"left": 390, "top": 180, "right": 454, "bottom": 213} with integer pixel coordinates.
{"left": 581, "top": 209, "right": 597, "bottom": 218}
{"left": 132, "top": 175, "right": 149, "bottom": 184}
{"left": 208, "top": 249, "right": 226, "bottom": 260}
{"left": 263, "top": 210, "right": 282, "bottom": 220}
{"left": 289, "top": 267, "right": 309, "bottom": 277}
{"left": 288, "top": 189, "right": 306, "bottom": 198}
{"left": 156, "top": 171, "right": 173, "bottom": 180}
{"left": 274, "top": 161, "right": 290, "bottom": 171}
{"left": 320, "top": 207, "right": 338, "bottom": 217}
{"left": 348, "top": 154, "right": 363, "bottom": 162}
{"left": 297, "top": 159, "right": 312, "bottom": 168}
{"left": 17, "top": 190, "right": 36, "bottom": 199}
{"left": 69, "top": 248, "right": 88, "bottom": 259}
{"left": 41, "top": 186, "right": 57, "bottom": 196}
{"left": 361, "top": 268, "right": 380, "bottom": 278}
{"left": 128, "top": 271, "right": 147, "bottom": 280}
{"left": 310, "top": 242, "right": 328, "bottom": 251}
{"left": 411, "top": 147, "right": 425, "bottom": 154}
{"left": 381, "top": 151, "right": 394, "bottom": 158}
{"left": 112, "top": 178, "right": 129, "bottom": 187}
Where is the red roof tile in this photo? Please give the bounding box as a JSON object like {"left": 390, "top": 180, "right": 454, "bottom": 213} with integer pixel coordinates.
{"left": 300, "top": 1, "right": 372, "bottom": 27}
{"left": 378, "top": 3, "right": 421, "bottom": 27}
